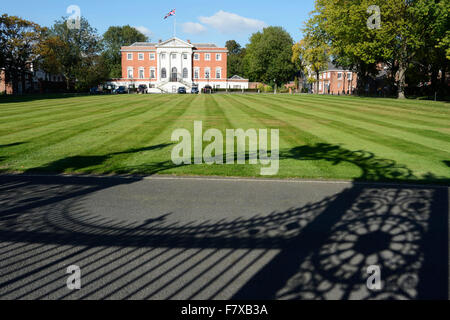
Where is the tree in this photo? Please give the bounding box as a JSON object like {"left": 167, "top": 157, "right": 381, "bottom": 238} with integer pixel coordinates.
{"left": 0, "top": 14, "right": 43, "bottom": 94}
{"left": 102, "top": 25, "right": 148, "bottom": 78}
{"left": 225, "top": 40, "right": 246, "bottom": 78}
{"left": 243, "top": 26, "right": 296, "bottom": 86}
{"left": 39, "top": 17, "right": 103, "bottom": 91}
{"left": 308, "top": 0, "right": 449, "bottom": 98}
{"left": 292, "top": 36, "right": 329, "bottom": 94}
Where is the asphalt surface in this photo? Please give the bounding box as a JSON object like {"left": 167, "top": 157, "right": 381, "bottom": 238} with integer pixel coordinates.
{"left": 0, "top": 175, "right": 448, "bottom": 300}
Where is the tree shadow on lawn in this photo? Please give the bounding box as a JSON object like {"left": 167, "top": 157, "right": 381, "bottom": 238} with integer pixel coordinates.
{"left": 0, "top": 143, "right": 448, "bottom": 299}
{"left": 24, "top": 143, "right": 174, "bottom": 175}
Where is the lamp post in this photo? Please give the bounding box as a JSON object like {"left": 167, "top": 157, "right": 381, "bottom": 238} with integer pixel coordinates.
{"left": 274, "top": 79, "right": 277, "bottom": 94}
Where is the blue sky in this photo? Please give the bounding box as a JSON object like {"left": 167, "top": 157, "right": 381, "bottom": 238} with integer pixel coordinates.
{"left": 2, "top": 0, "right": 316, "bottom": 46}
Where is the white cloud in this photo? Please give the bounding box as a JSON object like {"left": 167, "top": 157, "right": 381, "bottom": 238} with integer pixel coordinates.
{"left": 198, "top": 10, "right": 266, "bottom": 34}
{"left": 134, "top": 26, "right": 153, "bottom": 39}
{"left": 182, "top": 22, "right": 207, "bottom": 34}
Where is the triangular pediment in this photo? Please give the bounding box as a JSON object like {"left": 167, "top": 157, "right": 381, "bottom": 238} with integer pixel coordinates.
{"left": 156, "top": 37, "right": 193, "bottom": 48}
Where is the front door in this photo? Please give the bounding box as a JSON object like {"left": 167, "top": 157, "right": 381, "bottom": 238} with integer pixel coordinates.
{"left": 171, "top": 67, "right": 178, "bottom": 82}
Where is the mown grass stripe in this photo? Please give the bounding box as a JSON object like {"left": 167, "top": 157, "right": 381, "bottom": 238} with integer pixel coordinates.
{"left": 253, "top": 94, "right": 450, "bottom": 154}
{"left": 270, "top": 95, "right": 450, "bottom": 146}
{"left": 2, "top": 97, "right": 173, "bottom": 169}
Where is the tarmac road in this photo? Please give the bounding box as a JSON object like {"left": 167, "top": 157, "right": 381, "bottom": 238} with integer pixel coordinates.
{"left": 0, "top": 175, "right": 448, "bottom": 300}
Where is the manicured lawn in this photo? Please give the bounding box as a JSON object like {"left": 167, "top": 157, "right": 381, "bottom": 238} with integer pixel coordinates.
{"left": 0, "top": 94, "right": 449, "bottom": 183}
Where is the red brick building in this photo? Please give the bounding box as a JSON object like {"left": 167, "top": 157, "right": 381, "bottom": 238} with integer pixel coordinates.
{"left": 110, "top": 37, "right": 248, "bottom": 93}
{"left": 313, "top": 62, "right": 358, "bottom": 95}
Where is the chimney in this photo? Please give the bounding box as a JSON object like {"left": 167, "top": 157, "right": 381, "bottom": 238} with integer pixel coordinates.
{"left": 158, "top": 39, "right": 162, "bottom": 44}
{"left": 187, "top": 40, "right": 191, "bottom": 44}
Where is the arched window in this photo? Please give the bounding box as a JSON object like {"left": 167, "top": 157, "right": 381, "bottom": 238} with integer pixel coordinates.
{"left": 183, "top": 68, "right": 188, "bottom": 79}
{"left": 161, "top": 68, "right": 167, "bottom": 79}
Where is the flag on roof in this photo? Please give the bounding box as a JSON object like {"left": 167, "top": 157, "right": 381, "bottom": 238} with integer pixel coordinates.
{"left": 164, "top": 9, "right": 176, "bottom": 19}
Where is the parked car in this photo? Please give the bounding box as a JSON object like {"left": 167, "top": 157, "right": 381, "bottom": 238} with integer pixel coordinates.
{"left": 138, "top": 84, "right": 148, "bottom": 94}
{"left": 114, "top": 86, "right": 127, "bottom": 94}
{"left": 89, "top": 87, "right": 101, "bottom": 95}
{"left": 191, "top": 87, "right": 199, "bottom": 94}
{"left": 177, "top": 87, "right": 187, "bottom": 94}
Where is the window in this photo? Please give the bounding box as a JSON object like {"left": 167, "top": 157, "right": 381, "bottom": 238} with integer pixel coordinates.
{"left": 194, "top": 68, "right": 199, "bottom": 79}
{"left": 337, "top": 82, "right": 342, "bottom": 89}
{"left": 183, "top": 68, "right": 188, "bottom": 79}
{"left": 183, "top": 53, "right": 187, "bottom": 60}
{"left": 205, "top": 53, "right": 211, "bottom": 61}
{"left": 194, "top": 53, "right": 200, "bottom": 60}
{"left": 337, "top": 72, "right": 343, "bottom": 79}
{"left": 139, "top": 68, "right": 144, "bottom": 79}
{"left": 149, "top": 53, "right": 155, "bottom": 60}
{"left": 216, "top": 85, "right": 220, "bottom": 89}
{"left": 215, "top": 68, "right": 221, "bottom": 79}
{"left": 216, "top": 53, "right": 222, "bottom": 61}
{"left": 150, "top": 68, "right": 156, "bottom": 79}
{"left": 319, "top": 74, "right": 322, "bottom": 80}
{"left": 161, "top": 68, "right": 167, "bottom": 79}
{"left": 327, "top": 72, "right": 331, "bottom": 78}
{"left": 172, "top": 53, "right": 176, "bottom": 60}
{"left": 233, "top": 85, "right": 241, "bottom": 89}
{"left": 205, "top": 68, "right": 210, "bottom": 79}
{"left": 161, "top": 53, "right": 166, "bottom": 60}
{"left": 347, "top": 72, "right": 352, "bottom": 80}
{"left": 127, "top": 53, "right": 133, "bottom": 60}
{"left": 138, "top": 53, "right": 144, "bottom": 60}
{"left": 127, "top": 67, "right": 133, "bottom": 79}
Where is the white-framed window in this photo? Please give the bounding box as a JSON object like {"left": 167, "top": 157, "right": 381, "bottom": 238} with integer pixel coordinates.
{"left": 127, "top": 53, "right": 133, "bottom": 60}
{"left": 338, "top": 82, "right": 342, "bottom": 89}
{"left": 194, "top": 53, "right": 200, "bottom": 60}
{"left": 216, "top": 53, "right": 222, "bottom": 61}
{"left": 194, "top": 68, "right": 199, "bottom": 79}
{"left": 139, "top": 67, "right": 145, "bottom": 79}
{"left": 183, "top": 53, "right": 188, "bottom": 60}
{"left": 215, "top": 68, "right": 221, "bottom": 79}
{"left": 138, "top": 53, "right": 144, "bottom": 60}
{"left": 172, "top": 53, "right": 176, "bottom": 60}
{"left": 233, "top": 85, "right": 241, "bottom": 89}
{"left": 319, "top": 82, "right": 323, "bottom": 91}
{"left": 161, "top": 68, "right": 167, "bottom": 79}
{"left": 161, "top": 53, "right": 166, "bottom": 60}
{"left": 183, "top": 68, "right": 188, "bottom": 79}
{"left": 347, "top": 72, "right": 352, "bottom": 80}
{"left": 337, "top": 72, "right": 343, "bottom": 79}
{"left": 127, "top": 67, "right": 133, "bottom": 79}
{"left": 216, "top": 85, "right": 220, "bottom": 89}
{"left": 150, "top": 68, "right": 156, "bottom": 79}
{"left": 327, "top": 72, "right": 331, "bottom": 78}
{"left": 205, "top": 53, "right": 211, "bottom": 61}
{"left": 205, "top": 68, "right": 210, "bottom": 79}
{"left": 149, "top": 53, "right": 155, "bottom": 60}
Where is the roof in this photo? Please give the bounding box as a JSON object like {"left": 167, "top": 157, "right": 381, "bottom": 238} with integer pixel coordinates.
{"left": 131, "top": 42, "right": 156, "bottom": 47}
{"left": 229, "top": 75, "right": 247, "bottom": 80}
{"left": 192, "top": 43, "right": 217, "bottom": 48}
{"left": 122, "top": 38, "right": 222, "bottom": 50}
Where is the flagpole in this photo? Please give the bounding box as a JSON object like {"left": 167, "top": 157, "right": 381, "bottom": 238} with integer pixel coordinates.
{"left": 174, "top": 14, "right": 176, "bottom": 38}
